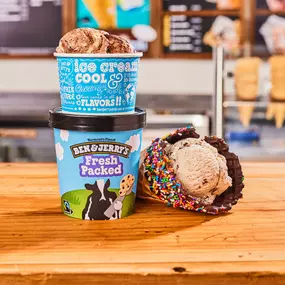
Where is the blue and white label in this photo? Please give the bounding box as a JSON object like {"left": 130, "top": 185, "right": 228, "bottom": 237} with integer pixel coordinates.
{"left": 56, "top": 56, "right": 140, "bottom": 114}
{"left": 53, "top": 128, "right": 143, "bottom": 220}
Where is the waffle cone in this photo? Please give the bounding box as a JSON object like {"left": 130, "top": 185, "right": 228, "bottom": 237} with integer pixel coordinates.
{"left": 205, "top": 137, "right": 244, "bottom": 207}
{"left": 269, "top": 56, "right": 285, "bottom": 68}
{"left": 266, "top": 103, "right": 275, "bottom": 120}
{"left": 235, "top": 57, "right": 261, "bottom": 101}
{"left": 83, "top": 0, "right": 116, "bottom": 29}
{"left": 274, "top": 103, "right": 285, "bottom": 129}
{"left": 270, "top": 56, "right": 285, "bottom": 102}
{"left": 236, "top": 88, "right": 258, "bottom": 101}
{"left": 238, "top": 105, "right": 255, "bottom": 128}
{"left": 271, "top": 89, "right": 285, "bottom": 101}
{"left": 138, "top": 127, "right": 244, "bottom": 215}
{"left": 137, "top": 150, "right": 161, "bottom": 202}
{"left": 235, "top": 57, "right": 261, "bottom": 73}
{"left": 266, "top": 103, "right": 285, "bottom": 129}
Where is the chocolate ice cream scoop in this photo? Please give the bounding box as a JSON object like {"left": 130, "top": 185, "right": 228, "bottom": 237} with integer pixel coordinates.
{"left": 106, "top": 34, "right": 134, "bottom": 53}
{"left": 56, "top": 28, "right": 110, "bottom": 54}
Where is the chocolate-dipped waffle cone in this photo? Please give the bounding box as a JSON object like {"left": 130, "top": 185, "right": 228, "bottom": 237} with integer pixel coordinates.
{"left": 137, "top": 127, "right": 244, "bottom": 215}
{"left": 204, "top": 136, "right": 244, "bottom": 206}
{"left": 137, "top": 151, "right": 162, "bottom": 202}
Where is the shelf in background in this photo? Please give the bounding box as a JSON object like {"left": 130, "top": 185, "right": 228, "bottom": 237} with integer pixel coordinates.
{"left": 162, "top": 53, "right": 212, "bottom": 59}
{"left": 162, "top": 10, "right": 240, "bottom": 16}
{"left": 223, "top": 101, "right": 270, "bottom": 108}
{"left": 255, "top": 9, "right": 285, "bottom": 16}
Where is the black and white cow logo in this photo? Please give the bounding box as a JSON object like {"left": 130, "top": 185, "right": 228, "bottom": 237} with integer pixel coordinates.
{"left": 82, "top": 179, "right": 118, "bottom": 220}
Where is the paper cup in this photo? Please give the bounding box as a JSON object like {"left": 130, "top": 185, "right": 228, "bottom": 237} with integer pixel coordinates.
{"left": 54, "top": 53, "right": 143, "bottom": 115}
{"left": 49, "top": 107, "right": 146, "bottom": 220}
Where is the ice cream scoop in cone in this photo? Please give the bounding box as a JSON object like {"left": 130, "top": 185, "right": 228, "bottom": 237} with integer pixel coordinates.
{"left": 138, "top": 127, "right": 244, "bottom": 215}
{"left": 83, "top": 0, "right": 117, "bottom": 29}
{"left": 203, "top": 17, "right": 241, "bottom": 55}
{"left": 235, "top": 58, "right": 261, "bottom": 127}
{"left": 269, "top": 56, "right": 285, "bottom": 101}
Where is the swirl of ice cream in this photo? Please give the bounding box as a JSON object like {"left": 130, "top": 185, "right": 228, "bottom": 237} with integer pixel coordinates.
{"left": 105, "top": 34, "right": 134, "bottom": 53}
{"left": 56, "top": 28, "right": 134, "bottom": 54}
{"left": 56, "top": 28, "right": 110, "bottom": 54}
{"left": 165, "top": 138, "right": 232, "bottom": 205}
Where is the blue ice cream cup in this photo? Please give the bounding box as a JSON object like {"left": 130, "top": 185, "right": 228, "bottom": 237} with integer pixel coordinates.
{"left": 49, "top": 107, "right": 146, "bottom": 220}
{"left": 54, "top": 52, "right": 143, "bottom": 115}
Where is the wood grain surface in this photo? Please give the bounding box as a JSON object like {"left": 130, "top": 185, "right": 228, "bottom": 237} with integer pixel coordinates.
{"left": 0, "top": 163, "right": 285, "bottom": 285}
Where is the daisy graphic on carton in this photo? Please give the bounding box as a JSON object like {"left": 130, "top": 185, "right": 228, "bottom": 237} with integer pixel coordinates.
{"left": 125, "top": 134, "right": 141, "bottom": 153}
{"left": 55, "top": 143, "right": 64, "bottom": 161}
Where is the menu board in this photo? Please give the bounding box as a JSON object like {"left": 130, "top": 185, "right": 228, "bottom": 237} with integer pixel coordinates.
{"left": 255, "top": 15, "right": 285, "bottom": 55}
{"left": 163, "top": 0, "right": 216, "bottom": 11}
{"left": 0, "top": 0, "right": 62, "bottom": 55}
{"left": 256, "top": 0, "right": 270, "bottom": 8}
{"left": 163, "top": 0, "right": 241, "bottom": 11}
{"left": 255, "top": 16, "right": 269, "bottom": 55}
{"left": 256, "top": 0, "right": 285, "bottom": 11}
{"left": 163, "top": 14, "right": 239, "bottom": 54}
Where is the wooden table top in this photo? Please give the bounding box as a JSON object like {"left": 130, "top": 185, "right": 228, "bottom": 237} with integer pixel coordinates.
{"left": 1, "top": 163, "right": 285, "bottom": 285}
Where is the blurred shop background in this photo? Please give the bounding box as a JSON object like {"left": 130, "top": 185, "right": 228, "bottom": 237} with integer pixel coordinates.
{"left": 1, "top": 0, "right": 285, "bottom": 162}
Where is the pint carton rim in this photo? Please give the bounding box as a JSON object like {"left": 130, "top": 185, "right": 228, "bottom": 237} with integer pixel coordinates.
{"left": 54, "top": 52, "right": 143, "bottom": 58}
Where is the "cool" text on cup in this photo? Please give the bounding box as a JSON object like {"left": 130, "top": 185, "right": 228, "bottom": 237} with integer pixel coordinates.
{"left": 75, "top": 73, "right": 107, "bottom": 84}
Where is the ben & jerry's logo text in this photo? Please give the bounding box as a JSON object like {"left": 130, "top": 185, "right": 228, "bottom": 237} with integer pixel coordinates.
{"left": 70, "top": 142, "right": 131, "bottom": 158}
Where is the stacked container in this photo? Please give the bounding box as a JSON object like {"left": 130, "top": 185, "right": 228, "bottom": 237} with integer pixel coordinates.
{"left": 49, "top": 52, "right": 146, "bottom": 220}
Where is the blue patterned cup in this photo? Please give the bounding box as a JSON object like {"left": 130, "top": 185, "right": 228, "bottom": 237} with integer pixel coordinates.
{"left": 55, "top": 53, "right": 142, "bottom": 115}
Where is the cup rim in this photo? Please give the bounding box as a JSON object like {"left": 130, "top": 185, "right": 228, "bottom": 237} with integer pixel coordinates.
{"left": 49, "top": 107, "right": 146, "bottom": 132}
{"left": 54, "top": 52, "right": 143, "bottom": 58}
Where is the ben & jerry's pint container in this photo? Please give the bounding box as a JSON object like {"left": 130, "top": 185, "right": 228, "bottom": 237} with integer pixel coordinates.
{"left": 49, "top": 107, "right": 146, "bottom": 220}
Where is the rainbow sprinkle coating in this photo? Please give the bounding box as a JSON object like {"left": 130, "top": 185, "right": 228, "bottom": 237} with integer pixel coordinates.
{"left": 144, "top": 127, "right": 230, "bottom": 215}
